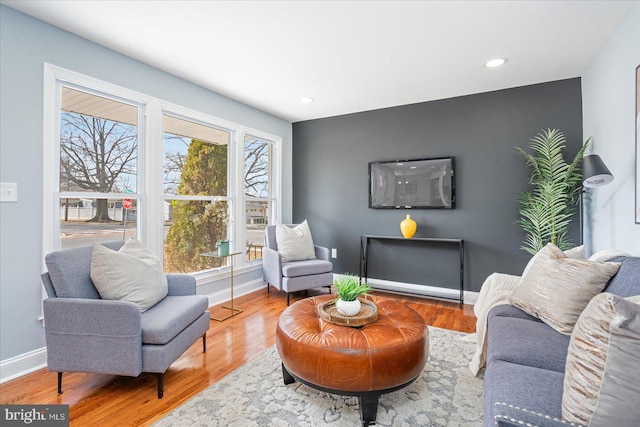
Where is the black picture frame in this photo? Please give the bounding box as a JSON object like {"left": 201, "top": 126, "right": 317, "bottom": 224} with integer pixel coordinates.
{"left": 636, "top": 64, "right": 640, "bottom": 223}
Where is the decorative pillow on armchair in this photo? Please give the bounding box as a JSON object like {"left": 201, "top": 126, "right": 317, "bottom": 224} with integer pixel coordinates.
{"left": 90, "top": 237, "right": 168, "bottom": 311}
{"left": 509, "top": 243, "right": 621, "bottom": 335}
{"left": 275, "top": 220, "right": 317, "bottom": 262}
{"left": 562, "top": 293, "right": 640, "bottom": 426}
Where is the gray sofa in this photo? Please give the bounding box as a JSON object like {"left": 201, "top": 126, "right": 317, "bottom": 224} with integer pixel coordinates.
{"left": 41, "top": 241, "right": 211, "bottom": 398}
{"left": 484, "top": 255, "right": 640, "bottom": 427}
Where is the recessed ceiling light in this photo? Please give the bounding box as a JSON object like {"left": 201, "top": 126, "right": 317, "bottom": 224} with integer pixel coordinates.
{"left": 484, "top": 58, "right": 508, "bottom": 68}
{"left": 300, "top": 97, "right": 315, "bottom": 103}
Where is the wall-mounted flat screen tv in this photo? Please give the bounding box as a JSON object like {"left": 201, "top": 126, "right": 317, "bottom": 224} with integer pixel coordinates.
{"left": 369, "top": 157, "right": 456, "bottom": 209}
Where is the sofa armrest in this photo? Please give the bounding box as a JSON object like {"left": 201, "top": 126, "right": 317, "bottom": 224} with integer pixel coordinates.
{"left": 166, "top": 273, "right": 196, "bottom": 296}
{"left": 43, "top": 298, "right": 143, "bottom": 376}
{"left": 44, "top": 298, "right": 141, "bottom": 335}
{"left": 314, "top": 245, "right": 330, "bottom": 261}
{"left": 494, "top": 402, "right": 583, "bottom": 427}
{"left": 262, "top": 246, "right": 282, "bottom": 288}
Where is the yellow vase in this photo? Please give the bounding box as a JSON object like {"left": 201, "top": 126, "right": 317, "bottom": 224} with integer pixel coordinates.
{"left": 400, "top": 214, "right": 417, "bottom": 238}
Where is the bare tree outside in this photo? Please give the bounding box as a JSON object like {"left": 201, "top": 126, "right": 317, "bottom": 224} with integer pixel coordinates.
{"left": 60, "top": 111, "right": 137, "bottom": 222}
{"left": 162, "top": 134, "right": 189, "bottom": 195}
{"left": 244, "top": 138, "right": 270, "bottom": 197}
{"left": 244, "top": 137, "right": 272, "bottom": 260}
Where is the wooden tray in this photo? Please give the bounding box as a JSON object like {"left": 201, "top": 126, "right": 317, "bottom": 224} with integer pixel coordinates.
{"left": 320, "top": 298, "right": 379, "bottom": 327}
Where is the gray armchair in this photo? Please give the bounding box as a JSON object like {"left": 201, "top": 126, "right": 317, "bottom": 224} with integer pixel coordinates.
{"left": 41, "top": 241, "right": 210, "bottom": 398}
{"left": 262, "top": 224, "right": 333, "bottom": 305}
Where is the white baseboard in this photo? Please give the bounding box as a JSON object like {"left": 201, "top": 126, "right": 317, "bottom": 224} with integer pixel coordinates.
{"left": 0, "top": 347, "right": 47, "bottom": 384}
{"left": 337, "top": 274, "right": 479, "bottom": 305}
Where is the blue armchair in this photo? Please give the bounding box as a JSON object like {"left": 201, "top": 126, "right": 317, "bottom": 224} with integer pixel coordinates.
{"left": 41, "top": 241, "right": 210, "bottom": 398}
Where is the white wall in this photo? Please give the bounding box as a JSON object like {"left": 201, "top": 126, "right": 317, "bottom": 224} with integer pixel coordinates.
{"left": 0, "top": 5, "right": 292, "bottom": 378}
{"left": 582, "top": 3, "right": 640, "bottom": 256}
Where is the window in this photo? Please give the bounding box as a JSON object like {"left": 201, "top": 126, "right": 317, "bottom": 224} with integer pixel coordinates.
{"left": 162, "top": 114, "right": 231, "bottom": 273}
{"left": 44, "top": 65, "right": 281, "bottom": 276}
{"left": 244, "top": 135, "right": 275, "bottom": 261}
{"left": 58, "top": 87, "right": 141, "bottom": 249}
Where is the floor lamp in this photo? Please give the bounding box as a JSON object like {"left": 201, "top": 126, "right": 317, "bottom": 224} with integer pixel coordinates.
{"left": 580, "top": 154, "right": 614, "bottom": 244}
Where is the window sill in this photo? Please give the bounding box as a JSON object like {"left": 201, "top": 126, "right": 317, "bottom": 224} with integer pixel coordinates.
{"left": 194, "top": 261, "right": 263, "bottom": 285}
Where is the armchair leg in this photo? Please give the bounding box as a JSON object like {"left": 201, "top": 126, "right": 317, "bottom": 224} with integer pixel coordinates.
{"left": 287, "top": 293, "right": 290, "bottom": 306}
{"left": 267, "top": 284, "right": 270, "bottom": 293}
{"left": 57, "top": 372, "right": 63, "bottom": 394}
{"left": 202, "top": 334, "right": 207, "bottom": 353}
{"left": 157, "top": 373, "right": 165, "bottom": 399}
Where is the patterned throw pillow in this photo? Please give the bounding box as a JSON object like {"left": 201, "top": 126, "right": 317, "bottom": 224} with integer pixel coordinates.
{"left": 509, "top": 243, "right": 621, "bottom": 335}
{"left": 562, "top": 293, "right": 640, "bottom": 425}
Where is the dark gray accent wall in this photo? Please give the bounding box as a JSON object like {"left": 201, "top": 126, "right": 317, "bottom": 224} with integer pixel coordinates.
{"left": 292, "top": 79, "right": 583, "bottom": 293}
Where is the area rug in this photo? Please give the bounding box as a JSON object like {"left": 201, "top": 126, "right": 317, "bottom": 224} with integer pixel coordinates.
{"left": 154, "top": 327, "right": 483, "bottom": 426}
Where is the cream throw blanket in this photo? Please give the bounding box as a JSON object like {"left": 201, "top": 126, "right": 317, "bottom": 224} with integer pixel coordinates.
{"left": 468, "top": 272, "right": 521, "bottom": 376}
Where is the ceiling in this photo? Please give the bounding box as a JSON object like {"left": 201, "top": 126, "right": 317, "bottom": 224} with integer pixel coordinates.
{"left": 2, "top": 1, "right": 635, "bottom": 123}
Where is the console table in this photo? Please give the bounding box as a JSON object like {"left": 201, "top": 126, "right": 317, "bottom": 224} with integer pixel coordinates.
{"left": 359, "top": 235, "right": 464, "bottom": 307}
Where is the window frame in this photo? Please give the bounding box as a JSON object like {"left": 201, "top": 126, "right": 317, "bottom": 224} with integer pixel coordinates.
{"left": 241, "top": 131, "right": 280, "bottom": 264}
{"left": 43, "top": 64, "right": 282, "bottom": 278}
{"left": 57, "top": 85, "right": 145, "bottom": 248}
{"left": 160, "top": 108, "right": 235, "bottom": 275}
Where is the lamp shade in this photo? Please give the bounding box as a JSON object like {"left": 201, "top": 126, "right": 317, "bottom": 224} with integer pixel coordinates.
{"left": 582, "top": 154, "right": 613, "bottom": 188}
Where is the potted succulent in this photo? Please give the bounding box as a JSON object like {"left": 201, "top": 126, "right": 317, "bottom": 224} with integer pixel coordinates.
{"left": 334, "top": 274, "right": 372, "bottom": 316}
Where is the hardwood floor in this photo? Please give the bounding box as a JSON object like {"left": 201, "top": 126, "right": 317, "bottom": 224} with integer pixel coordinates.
{"left": 0, "top": 287, "right": 476, "bottom": 426}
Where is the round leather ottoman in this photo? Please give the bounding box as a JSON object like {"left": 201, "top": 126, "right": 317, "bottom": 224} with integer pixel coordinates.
{"left": 276, "top": 294, "right": 429, "bottom": 426}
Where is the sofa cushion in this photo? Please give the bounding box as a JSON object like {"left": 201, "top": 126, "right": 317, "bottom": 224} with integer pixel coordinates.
{"left": 562, "top": 293, "right": 640, "bottom": 426}
{"left": 275, "top": 220, "right": 317, "bottom": 262}
{"left": 45, "top": 241, "right": 124, "bottom": 299}
{"left": 603, "top": 256, "right": 640, "bottom": 297}
{"left": 281, "top": 259, "right": 332, "bottom": 278}
{"left": 484, "top": 360, "right": 564, "bottom": 427}
{"left": 90, "top": 238, "right": 168, "bottom": 312}
{"left": 141, "top": 295, "right": 209, "bottom": 345}
{"left": 487, "top": 313, "right": 570, "bottom": 373}
{"left": 509, "top": 243, "right": 621, "bottom": 335}
{"left": 487, "top": 304, "right": 542, "bottom": 323}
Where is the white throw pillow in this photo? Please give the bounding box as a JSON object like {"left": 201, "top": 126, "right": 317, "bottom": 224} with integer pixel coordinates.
{"left": 588, "top": 248, "right": 630, "bottom": 262}
{"left": 90, "top": 238, "right": 168, "bottom": 312}
{"left": 275, "top": 221, "right": 317, "bottom": 262}
{"left": 562, "top": 293, "right": 640, "bottom": 425}
{"left": 563, "top": 245, "right": 585, "bottom": 259}
{"left": 509, "top": 243, "right": 621, "bottom": 335}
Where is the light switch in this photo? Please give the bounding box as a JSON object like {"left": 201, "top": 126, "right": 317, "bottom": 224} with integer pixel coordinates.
{"left": 0, "top": 182, "right": 18, "bottom": 202}
{"left": 331, "top": 248, "right": 337, "bottom": 259}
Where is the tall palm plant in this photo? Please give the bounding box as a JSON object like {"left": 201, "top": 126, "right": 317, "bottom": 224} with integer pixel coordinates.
{"left": 515, "top": 129, "right": 589, "bottom": 255}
